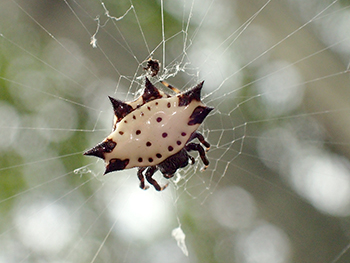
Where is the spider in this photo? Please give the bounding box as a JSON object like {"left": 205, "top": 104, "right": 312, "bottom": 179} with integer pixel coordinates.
{"left": 84, "top": 77, "right": 213, "bottom": 191}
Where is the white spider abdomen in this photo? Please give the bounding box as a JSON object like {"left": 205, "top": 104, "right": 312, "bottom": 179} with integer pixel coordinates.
{"left": 105, "top": 95, "right": 204, "bottom": 169}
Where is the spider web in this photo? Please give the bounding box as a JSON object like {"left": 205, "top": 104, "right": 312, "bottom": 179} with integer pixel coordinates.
{"left": 1, "top": 0, "right": 350, "bottom": 262}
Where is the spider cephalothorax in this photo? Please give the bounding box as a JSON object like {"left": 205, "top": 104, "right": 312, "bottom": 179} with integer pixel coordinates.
{"left": 84, "top": 77, "right": 213, "bottom": 191}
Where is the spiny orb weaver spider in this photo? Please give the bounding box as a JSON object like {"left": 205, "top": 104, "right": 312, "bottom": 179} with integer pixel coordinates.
{"left": 84, "top": 77, "right": 213, "bottom": 191}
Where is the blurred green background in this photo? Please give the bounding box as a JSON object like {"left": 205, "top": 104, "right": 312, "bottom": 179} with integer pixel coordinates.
{"left": 1, "top": 0, "right": 350, "bottom": 262}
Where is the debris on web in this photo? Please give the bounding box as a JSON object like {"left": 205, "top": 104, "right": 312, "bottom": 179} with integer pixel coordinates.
{"left": 74, "top": 166, "right": 93, "bottom": 177}
{"left": 90, "top": 3, "right": 134, "bottom": 48}
{"left": 171, "top": 225, "right": 188, "bottom": 256}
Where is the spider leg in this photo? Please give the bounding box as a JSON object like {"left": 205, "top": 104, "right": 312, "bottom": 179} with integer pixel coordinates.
{"left": 137, "top": 167, "right": 149, "bottom": 190}
{"left": 189, "top": 155, "right": 195, "bottom": 165}
{"left": 145, "top": 166, "right": 168, "bottom": 191}
{"left": 188, "top": 132, "right": 210, "bottom": 149}
{"left": 160, "top": 80, "right": 181, "bottom": 94}
{"left": 163, "top": 173, "right": 174, "bottom": 179}
{"left": 185, "top": 142, "right": 209, "bottom": 169}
